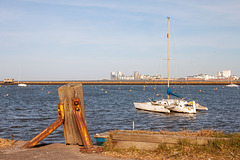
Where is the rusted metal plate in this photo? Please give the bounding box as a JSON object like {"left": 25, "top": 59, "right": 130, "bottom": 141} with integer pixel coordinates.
{"left": 72, "top": 98, "right": 93, "bottom": 150}
{"left": 22, "top": 103, "right": 64, "bottom": 148}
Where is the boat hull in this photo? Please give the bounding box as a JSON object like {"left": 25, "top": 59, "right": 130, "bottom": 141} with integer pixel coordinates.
{"left": 133, "top": 102, "right": 170, "bottom": 113}
{"left": 94, "top": 132, "right": 110, "bottom": 145}
{"left": 226, "top": 84, "right": 238, "bottom": 87}
{"left": 196, "top": 103, "right": 208, "bottom": 111}
{"left": 168, "top": 106, "right": 196, "bottom": 114}
{"left": 18, "top": 83, "right": 27, "bottom": 87}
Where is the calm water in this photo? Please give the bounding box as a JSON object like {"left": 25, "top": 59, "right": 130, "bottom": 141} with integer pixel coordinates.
{"left": 0, "top": 85, "right": 240, "bottom": 144}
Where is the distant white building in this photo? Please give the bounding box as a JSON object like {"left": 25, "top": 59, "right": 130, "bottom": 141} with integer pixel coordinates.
{"left": 152, "top": 74, "right": 161, "bottom": 79}
{"left": 117, "top": 71, "right": 123, "bottom": 80}
{"left": 110, "top": 72, "right": 117, "bottom": 80}
{"left": 204, "top": 74, "right": 217, "bottom": 80}
{"left": 134, "top": 71, "right": 140, "bottom": 80}
{"left": 4, "top": 79, "right": 14, "bottom": 83}
{"left": 217, "top": 71, "right": 222, "bottom": 77}
{"left": 222, "top": 70, "right": 231, "bottom": 78}
{"left": 121, "top": 75, "right": 134, "bottom": 80}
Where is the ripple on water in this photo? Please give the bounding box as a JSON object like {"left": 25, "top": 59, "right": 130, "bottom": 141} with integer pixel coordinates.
{"left": 0, "top": 85, "right": 240, "bottom": 143}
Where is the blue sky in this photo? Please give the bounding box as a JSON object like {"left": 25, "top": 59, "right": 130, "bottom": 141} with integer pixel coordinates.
{"left": 0, "top": 0, "right": 240, "bottom": 80}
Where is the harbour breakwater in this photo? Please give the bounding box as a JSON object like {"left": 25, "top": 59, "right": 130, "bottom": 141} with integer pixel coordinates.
{"left": 1, "top": 80, "right": 240, "bottom": 85}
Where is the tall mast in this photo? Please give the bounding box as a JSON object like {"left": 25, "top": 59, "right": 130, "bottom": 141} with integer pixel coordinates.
{"left": 167, "top": 17, "right": 170, "bottom": 99}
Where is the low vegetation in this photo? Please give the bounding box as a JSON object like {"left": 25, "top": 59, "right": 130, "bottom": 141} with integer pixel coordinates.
{"left": 102, "top": 129, "right": 240, "bottom": 160}
{"left": 0, "top": 138, "right": 13, "bottom": 148}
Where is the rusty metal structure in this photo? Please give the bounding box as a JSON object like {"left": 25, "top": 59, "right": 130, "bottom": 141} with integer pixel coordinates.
{"left": 22, "top": 99, "right": 102, "bottom": 153}
{"left": 72, "top": 98, "right": 94, "bottom": 152}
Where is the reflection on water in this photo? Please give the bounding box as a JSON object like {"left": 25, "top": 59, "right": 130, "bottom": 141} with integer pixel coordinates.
{"left": 0, "top": 85, "right": 239, "bottom": 144}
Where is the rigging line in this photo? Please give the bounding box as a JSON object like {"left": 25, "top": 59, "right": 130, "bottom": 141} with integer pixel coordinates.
{"left": 152, "top": 85, "right": 157, "bottom": 99}
{"left": 168, "top": 20, "right": 189, "bottom": 100}
{"left": 170, "top": 42, "right": 193, "bottom": 100}
{"left": 167, "top": 18, "right": 195, "bottom": 101}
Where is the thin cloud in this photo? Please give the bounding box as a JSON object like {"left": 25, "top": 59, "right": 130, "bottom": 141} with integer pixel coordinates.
{"left": 1, "top": 0, "right": 240, "bottom": 79}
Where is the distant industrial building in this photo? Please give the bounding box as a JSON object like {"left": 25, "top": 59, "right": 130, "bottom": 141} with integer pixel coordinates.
{"left": 134, "top": 72, "right": 140, "bottom": 80}
{"left": 110, "top": 71, "right": 132, "bottom": 80}
{"left": 110, "top": 72, "right": 117, "bottom": 80}
{"left": 187, "top": 70, "right": 238, "bottom": 80}
{"left": 110, "top": 70, "right": 238, "bottom": 81}
{"left": 4, "top": 79, "right": 14, "bottom": 83}
{"left": 110, "top": 71, "right": 161, "bottom": 80}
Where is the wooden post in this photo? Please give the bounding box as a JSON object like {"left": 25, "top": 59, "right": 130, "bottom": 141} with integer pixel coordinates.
{"left": 58, "top": 83, "right": 86, "bottom": 145}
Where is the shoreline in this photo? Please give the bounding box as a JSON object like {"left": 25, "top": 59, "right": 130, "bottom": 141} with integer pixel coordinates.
{"left": 1, "top": 128, "right": 239, "bottom": 160}
{"left": 1, "top": 80, "right": 240, "bottom": 85}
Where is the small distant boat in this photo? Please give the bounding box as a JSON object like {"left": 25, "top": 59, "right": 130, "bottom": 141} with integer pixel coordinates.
{"left": 17, "top": 69, "right": 27, "bottom": 87}
{"left": 226, "top": 83, "right": 238, "bottom": 88}
{"left": 94, "top": 131, "right": 110, "bottom": 145}
{"left": 18, "top": 83, "right": 27, "bottom": 87}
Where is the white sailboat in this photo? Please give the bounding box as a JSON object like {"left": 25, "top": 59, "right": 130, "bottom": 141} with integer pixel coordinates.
{"left": 226, "top": 79, "right": 238, "bottom": 88}
{"left": 18, "top": 70, "right": 27, "bottom": 87}
{"left": 133, "top": 17, "right": 207, "bottom": 114}
{"left": 18, "top": 83, "right": 27, "bottom": 87}
{"left": 226, "top": 83, "right": 238, "bottom": 87}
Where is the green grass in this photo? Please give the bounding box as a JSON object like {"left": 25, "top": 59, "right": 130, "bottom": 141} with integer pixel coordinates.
{"left": 102, "top": 130, "right": 240, "bottom": 160}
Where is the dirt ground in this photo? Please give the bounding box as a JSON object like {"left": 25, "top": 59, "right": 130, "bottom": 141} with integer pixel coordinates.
{"left": 0, "top": 138, "right": 132, "bottom": 160}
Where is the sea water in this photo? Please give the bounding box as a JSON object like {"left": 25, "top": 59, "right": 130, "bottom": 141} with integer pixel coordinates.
{"left": 0, "top": 85, "right": 239, "bottom": 144}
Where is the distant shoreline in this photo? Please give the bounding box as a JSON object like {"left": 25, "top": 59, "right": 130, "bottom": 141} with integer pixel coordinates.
{"left": 1, "top": 80, "right": 239, "bottom": 85}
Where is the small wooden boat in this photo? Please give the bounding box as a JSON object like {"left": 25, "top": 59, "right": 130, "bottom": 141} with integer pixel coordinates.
{"left": 94, "top": 131, "right": 110, "bottom": 145}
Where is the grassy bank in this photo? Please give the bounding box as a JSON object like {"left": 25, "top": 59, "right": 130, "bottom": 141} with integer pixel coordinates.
{"left": 102, "top": 129, "right": 240, "bottom": 160}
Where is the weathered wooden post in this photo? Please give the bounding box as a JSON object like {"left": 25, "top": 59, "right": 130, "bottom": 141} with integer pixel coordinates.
{"left": 22, "top": 83, "right": 101, "bottom": 152}
{"left": 58, "top": 83, "right": 87, "bottom": 145}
